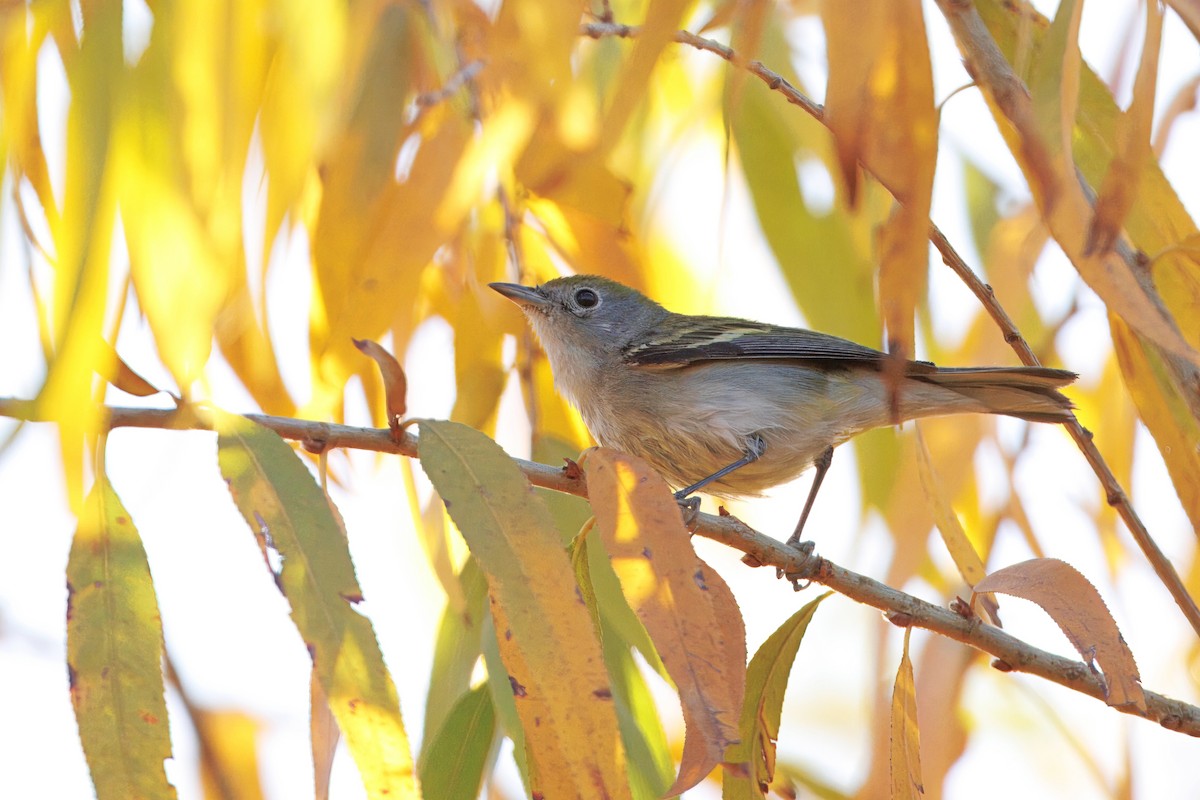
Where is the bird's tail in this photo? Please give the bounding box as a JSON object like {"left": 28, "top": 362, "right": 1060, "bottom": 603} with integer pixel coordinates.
{"left": 915, "top": 366, "right": 1076, "bottom": 424}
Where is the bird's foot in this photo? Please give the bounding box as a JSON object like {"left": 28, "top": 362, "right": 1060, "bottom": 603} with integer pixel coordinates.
{"left": 777, "top": 540, "right": 817, "bottom": 590}
{"left": 675, "top": 495, "right": 701, "bottom": 531}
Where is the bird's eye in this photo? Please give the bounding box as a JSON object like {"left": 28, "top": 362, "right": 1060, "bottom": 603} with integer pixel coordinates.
{"left": 573, "top": 287, "right": 600, "bottom": 309}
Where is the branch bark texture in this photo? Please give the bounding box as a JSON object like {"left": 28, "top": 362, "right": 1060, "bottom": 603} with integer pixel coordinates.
{"left": 1, "top": 397, "right": 1195, "bottom": 737}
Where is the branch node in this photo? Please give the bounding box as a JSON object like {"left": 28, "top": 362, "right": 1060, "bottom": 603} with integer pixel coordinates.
{"left": 1161, "top": 714, "right": 1184, "bottom": 731}
{"left": 301, "top": 435, "right": 328, "bottom": 455}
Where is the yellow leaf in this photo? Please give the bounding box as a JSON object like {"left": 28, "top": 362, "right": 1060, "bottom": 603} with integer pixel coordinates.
{"left": 594, "top": 0, "right": 694, "bottom": 155}
{"left": 1086, "top": 0, "right": 1162, "bottom": 254}
{"left": 1111, "top": 315, "right": 1200, "bottom": 534}
{"left": 194, "top": 709, "right": 266, "bottom": 800}
{"left": 40, "top": 0, "right": 122, "bottom": 509}
{"left": 259, "top": 0, "right": 346, "bottom": 248}
{"left": 889, "top": 627, "right": 923, "bottom": 800}
{"left": 913, "top": 427, "right": 990, "bottom": 590}
{"left": 418, "top": 420, "right": 630, "bottom": 800}
{"left": 447, "top": 216, "right": 510, "bottom": 432}
{"left": 0, "top": 8, "right": 59, "bottom": 227}
{"left": 310, "top": 81, "right": 472, "bottom": 413}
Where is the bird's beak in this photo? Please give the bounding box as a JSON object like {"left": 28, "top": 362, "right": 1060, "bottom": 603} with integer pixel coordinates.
{"left": 489, "top": 282, "right": 551, "bottom": 310}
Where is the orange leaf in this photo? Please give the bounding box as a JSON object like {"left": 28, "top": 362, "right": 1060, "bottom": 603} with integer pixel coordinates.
{"left": 96, "top": 341, "right": 163, "bottom": 398}
{"left": 823, "top": 0, "right": 936, "bottom": 366}
{"left": 586, "top": 448, "right": 746, "bottom": 796}
{"left": 353, "top": 338, "right": 408, "bottom": 425}
{"left": 975, "top": 558, "right": 1145, "bottom": 710}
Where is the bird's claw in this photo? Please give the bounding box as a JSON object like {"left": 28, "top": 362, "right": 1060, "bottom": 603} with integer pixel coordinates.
{"left": 777, "top": 539, "right": 817, "bottom": 590}
{"left": 675, "top": 496, "right": 701, "bottom": 530}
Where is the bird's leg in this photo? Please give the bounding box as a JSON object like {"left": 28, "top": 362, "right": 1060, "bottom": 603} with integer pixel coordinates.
{"left": 776, "top": 446, "right": 833, "bottom": 590}
{"left": 785, "top": 445, "right": 833, "bottom": 547}
{"left": 673, "top": 433, "right": 767, "bottom": 500}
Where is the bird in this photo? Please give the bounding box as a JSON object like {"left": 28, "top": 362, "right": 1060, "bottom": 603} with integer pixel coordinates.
{"left": 491, "top": 275, "right": 1075, "bottom": 548}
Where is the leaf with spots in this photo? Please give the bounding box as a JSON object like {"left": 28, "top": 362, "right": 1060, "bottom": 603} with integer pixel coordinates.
{"left": 417, "top": 419, "right": 629, "bottom": 800}
{"left": 216, "top": 412, "right": 416, "bottom": 799}
{"left": 67, "top": 469, "right": 177, "bottom": 800}
{"left": 586, "top": 447, "right": 747, "bottom": 797}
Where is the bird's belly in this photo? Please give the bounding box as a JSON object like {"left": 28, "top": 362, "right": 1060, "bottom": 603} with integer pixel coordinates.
{"left": 577, "top": 363, "right": 866, "bottom": 497}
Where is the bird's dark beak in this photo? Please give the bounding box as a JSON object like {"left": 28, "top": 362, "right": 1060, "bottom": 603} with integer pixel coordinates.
{"left": 489, "top": 282, "right": 551, "bottom": 310}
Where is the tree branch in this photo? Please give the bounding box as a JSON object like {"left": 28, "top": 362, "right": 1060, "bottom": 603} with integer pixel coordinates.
{"left": 583, "top": 16, "right": 1200, "bottom": 641}
{"left": 1, "top": 396, "right": 1196, "bottom": 736}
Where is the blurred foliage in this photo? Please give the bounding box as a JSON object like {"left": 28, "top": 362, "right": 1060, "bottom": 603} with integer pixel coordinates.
{"left": 1, "top": 0, "right": 1199, "bottom": 798}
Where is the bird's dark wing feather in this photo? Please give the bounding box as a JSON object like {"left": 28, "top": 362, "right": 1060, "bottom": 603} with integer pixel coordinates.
{"left": 622, "top": 316, "right": 910, "bottom": 368}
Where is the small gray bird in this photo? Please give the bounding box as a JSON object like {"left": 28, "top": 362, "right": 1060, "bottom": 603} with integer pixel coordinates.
{"left": 491, "top": 275, "right": 1075, "bottom": 546}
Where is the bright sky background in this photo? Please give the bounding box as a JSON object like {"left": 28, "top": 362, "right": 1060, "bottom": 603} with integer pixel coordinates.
{"left": 1, "top": 1, "right": 1199, "bottom": 798}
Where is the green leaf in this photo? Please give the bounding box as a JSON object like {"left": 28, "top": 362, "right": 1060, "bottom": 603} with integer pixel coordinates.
{"left": 723, "top": 593, "right": 831, "bottom": 799}
{"left": 421, "top": 557, "right": 488, "bottom": 760}
{"left": 215, "top": 412, "right": 415, "bottom": 799}
{"left": 67, "top": 475, "right": 177, "bottom": 800}
{"left": 418, "top": 684, "right": 497, "bottom": 800}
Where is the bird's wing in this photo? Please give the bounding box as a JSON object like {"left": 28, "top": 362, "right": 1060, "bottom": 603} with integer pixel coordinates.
{"left": 622, "top": 316, "right": 915, "bottom": 368}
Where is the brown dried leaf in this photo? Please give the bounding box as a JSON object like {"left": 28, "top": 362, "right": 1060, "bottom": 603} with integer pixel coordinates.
{"left": 353, "top": 338, "right": 407, "bottom": 425}
{"left": 975, "top": 558, "right": 1145, "bottom": 710}
{"left": 586, "top": 448, "right": 746, "bottom": 797}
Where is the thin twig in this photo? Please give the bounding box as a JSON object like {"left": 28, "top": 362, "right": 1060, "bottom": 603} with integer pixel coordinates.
{"left": 414, "top": 60, "right": 484, "bottom": 110}
{"left": 1, "top": 396, "right": 1196, "bottom": 736}
{"left": 583, "top": 15, "right": 1200, "bottom": 640}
